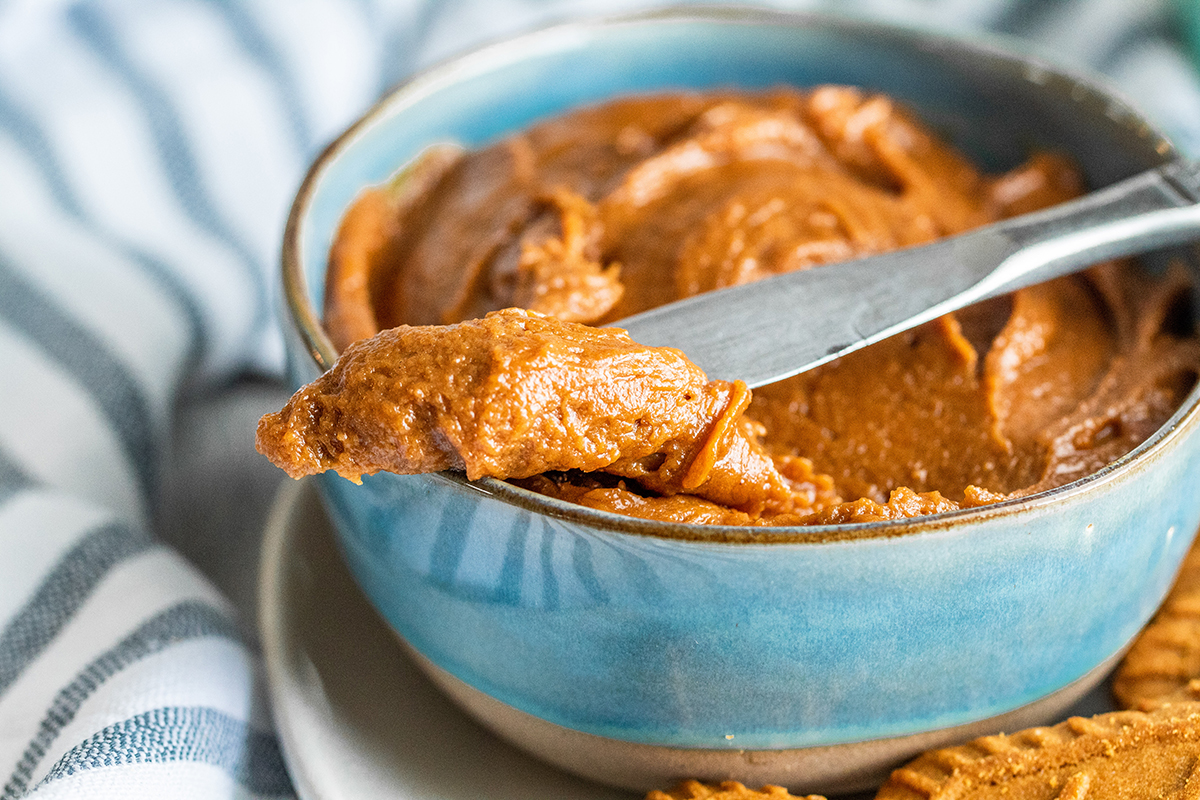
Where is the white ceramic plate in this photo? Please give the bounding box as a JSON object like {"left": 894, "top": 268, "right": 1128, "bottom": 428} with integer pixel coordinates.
{"left": 258, "top": 480, "right": 636, "bottom": 800}
{"left": 258, "top": 480, "right": 1120, "bottom": 800}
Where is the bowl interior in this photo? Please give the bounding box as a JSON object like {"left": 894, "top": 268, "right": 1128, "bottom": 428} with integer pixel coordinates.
{"left": 289, "top": 8, "right": 1178, "bottom": 381}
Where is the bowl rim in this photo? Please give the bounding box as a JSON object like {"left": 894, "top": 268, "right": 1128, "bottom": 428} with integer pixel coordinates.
{"left": 281, "top": 4, "right": 1200, "bottom": 545}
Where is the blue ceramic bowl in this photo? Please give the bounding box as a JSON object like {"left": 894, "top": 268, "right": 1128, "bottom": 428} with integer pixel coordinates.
{"left": 280, "top": 7, "right": 1200, "bottom": 794}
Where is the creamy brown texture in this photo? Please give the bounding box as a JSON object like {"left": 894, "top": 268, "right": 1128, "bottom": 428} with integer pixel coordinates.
{"left": 257, "top": 87, "right": 1200, "bottom": 525}
{"left": 258, "top": 309, "right": 808, "bottom": 520}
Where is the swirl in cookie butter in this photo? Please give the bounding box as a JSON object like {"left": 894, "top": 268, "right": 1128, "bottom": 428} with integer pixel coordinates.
{"left": 257, "top": 87, "right": 1200, "bottom": 525}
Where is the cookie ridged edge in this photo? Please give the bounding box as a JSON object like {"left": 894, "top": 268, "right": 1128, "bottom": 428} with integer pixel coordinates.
{"left": 645, "top": 779, "right": 825, "bottom": 800}
{"left": 1113, "top": 539, "right": 1200, "bottom": 709}
{"left": 875, "top": 703, "right": 1200, "bottom": 799}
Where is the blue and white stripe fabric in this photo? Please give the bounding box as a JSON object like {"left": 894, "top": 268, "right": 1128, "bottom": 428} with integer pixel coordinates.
{"left": 0, "top": 1, "right": 1197, "bottom": 798}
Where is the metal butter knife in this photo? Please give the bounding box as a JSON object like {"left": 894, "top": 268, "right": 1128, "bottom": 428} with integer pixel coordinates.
{"left": 617, "top": 159, "right": 1200, "bottom": 388}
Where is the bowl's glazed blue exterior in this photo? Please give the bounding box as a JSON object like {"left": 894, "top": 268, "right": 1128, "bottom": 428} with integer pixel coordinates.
{"left": 281, "top": 8, "right": 1200, "bottom": 752}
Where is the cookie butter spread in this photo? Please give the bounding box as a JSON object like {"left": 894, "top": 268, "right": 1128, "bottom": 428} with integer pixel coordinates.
{"left": 257, "top": 87, "right": 1200, "bottom": 526}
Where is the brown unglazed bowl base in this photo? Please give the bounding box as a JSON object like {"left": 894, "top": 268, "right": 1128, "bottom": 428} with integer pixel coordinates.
{"left": 400, "top": 640, "right": 1123, "bottom": 796}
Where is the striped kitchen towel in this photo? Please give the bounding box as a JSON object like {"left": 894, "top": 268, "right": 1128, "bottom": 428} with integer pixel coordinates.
{"left": 0, "top": 1, "right": 1197, "bottom": 798}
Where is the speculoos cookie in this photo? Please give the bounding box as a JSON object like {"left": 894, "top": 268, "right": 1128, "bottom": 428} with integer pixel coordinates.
{"left": 645, "top": 779, "right": 825, "bottom": 800}
{"left": 875, "top": 703, "right": 1200, "bottom": 799}
{"left": 1113, "top": 536, "right": 1200, "bottom": 710}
